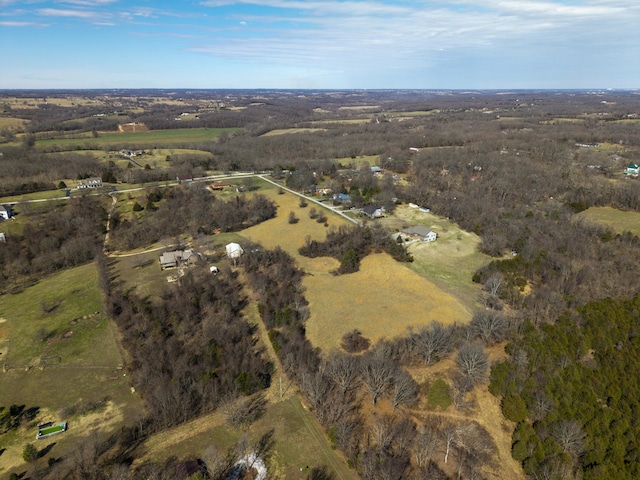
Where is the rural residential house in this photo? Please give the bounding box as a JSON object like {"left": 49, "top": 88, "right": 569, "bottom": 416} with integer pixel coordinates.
{"left": 332, "top": 193, "right": 352, "bottom": 204}
{"left": 159, "top": 248, "right": 200, "bottom": 269}
{"left": 401, "top": 225, "right": 438, "bottom": 242}
{"left": 361, "top": 205, "right": 385, "bottom": 219}
{"left": 77, "top": 177, "right": 103, "bottom": 189}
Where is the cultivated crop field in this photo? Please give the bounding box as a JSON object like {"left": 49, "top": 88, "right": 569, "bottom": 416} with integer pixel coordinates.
{"left": 577, "top": 206, "right": 640, "bottom": 236}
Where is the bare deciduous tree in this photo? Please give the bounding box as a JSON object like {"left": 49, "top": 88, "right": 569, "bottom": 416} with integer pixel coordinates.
{"left": 360, "top": 352, "right": 396, "bottom": 405}
{"left": 484, "top": 272, "right": 504, "bottom": 296}
{"left": 456, "top": 342, "right": 489, "bottom": 386}
{"left": 410, "top": 322, "right": 454, "bottom": 365}
{"left": 551, "top": 419, "right": 586, "bottom": 457}
{"left": 371, "top": 413, "right": 397, "bottom": 452}
{"left": 301, "top": 370, "right": 332, "bottom": 419}
{"left": 391, "top": 369, "right": 418, "bottom": 409}
{"left": 413, "top": 426, "right": 439, "bottom": 469}
{"left": 470, "top": 310, "right": 506, "bottom": 345}
{"left": 326, "top": 352, "right": 359, "bottom": 394}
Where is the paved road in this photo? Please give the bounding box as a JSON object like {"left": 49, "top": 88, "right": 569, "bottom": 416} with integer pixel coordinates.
{"left": 8, "top": 172, "right": 360, "bottom": 226}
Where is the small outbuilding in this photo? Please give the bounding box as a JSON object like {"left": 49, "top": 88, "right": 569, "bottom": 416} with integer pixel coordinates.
{"left": 0, "top": 204, "right": 14, "bottom": 220}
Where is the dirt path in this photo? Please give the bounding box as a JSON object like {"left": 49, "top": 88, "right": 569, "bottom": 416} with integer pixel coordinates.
{"left": 135, "top": 281, "right": 297, "bottom": 465}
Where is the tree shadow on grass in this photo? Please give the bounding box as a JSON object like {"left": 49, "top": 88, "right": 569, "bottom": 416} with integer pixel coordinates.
{"left": 37, "top": 442, "right": 56, "bottom": 459}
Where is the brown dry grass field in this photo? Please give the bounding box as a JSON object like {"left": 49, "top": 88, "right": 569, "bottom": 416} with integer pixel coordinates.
{"left": 576, "top": 206, "right": 640, "bottom": 237}
{"left": 0, "top": 117, "right": 27, "bottom": 129}
{"left": 241, "top": 187, "right": 476, "bottom": 351}
{"left": 304, "top": 253, "right": 471, "bottom": 351}
{"left": 380, "top": 205, "right": 491, "bottom": 314}
{"left": 261, "top": 128, "right": 327, "bottom": 136}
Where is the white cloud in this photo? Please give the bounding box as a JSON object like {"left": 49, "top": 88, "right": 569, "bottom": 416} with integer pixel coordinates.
{"left": 37, "top": 8, "right": 103, "bottom": 19}
{"left": 0, "top": 20, "right": 50, "bottom": 26}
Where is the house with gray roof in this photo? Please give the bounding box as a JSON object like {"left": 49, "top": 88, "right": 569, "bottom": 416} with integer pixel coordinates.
{"left": 159, "top": 248, "right": 200, "bottom": 269}
{"left": 401, "top": 226, "right": 437, "bottom": 242}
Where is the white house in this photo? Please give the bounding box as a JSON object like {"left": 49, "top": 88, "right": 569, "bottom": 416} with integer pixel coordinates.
{"left": 77, "top": 177, "right": 103, "bottom": 189}
{"left": 401, "top": 226, "right": 438, "bottom": 242}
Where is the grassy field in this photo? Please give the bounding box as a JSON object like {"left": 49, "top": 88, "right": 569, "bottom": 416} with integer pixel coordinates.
{"left": 0, "top": 117, "right": 28, "bottom": 129}
{"left": 36, "top": 127, "right": 240, "bottom": 149}
{"left": 304, "top": 253, "right": 471, "bottom": 351}
{"left": 140, "top": 395, "right": 358, "bottom": 480}
{"left": 576, "top": 206, "right": 640, "bottom": 236}
{"left": 240, "top": 186, "right": 350, "bottom": 263}
{"left": 380, "top": 205, "right": 491, "bottom": 313}
{"left": 0, "top": 263, "right": 143, "bottom": 475}
{"left": 261, "top": 128, "right": 326, "bottom": 136}
{"left": 241, "top": 190, "right": 476, "bottom": 351}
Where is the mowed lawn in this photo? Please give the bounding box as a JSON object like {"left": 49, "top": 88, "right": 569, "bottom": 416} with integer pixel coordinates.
{"left": 0, "top": 263, "right": 143, "bottom": 474}
{"left": 576, "top": 206, "right": 640, "bottom": 237}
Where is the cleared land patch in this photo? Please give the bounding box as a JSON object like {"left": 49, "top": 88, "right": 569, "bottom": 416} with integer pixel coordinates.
{"left": 261, "top": 128, "right": 326, "bottom": 136}
{"left": 304, "top": 253, "right": 471, "bottom": 351}
{"left": 576, "top": 206, "right": 640, "bottom": 237}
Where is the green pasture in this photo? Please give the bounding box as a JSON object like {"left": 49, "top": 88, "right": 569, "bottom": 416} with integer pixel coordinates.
{"left": 0, "top": 263, "right": 115, "bottom": 369}
{"left": 576, "top": 206, "right": 640, "bottom": 237}
{"left": 0, "top": 262, "right": 141, "bottom": 472}
{"left": 36, "top": 127, "right": 241, "bottom": 149}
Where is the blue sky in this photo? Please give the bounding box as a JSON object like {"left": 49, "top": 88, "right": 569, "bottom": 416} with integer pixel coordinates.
{"left": 1, "top": 0, "right": 639, "bottom": 89}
